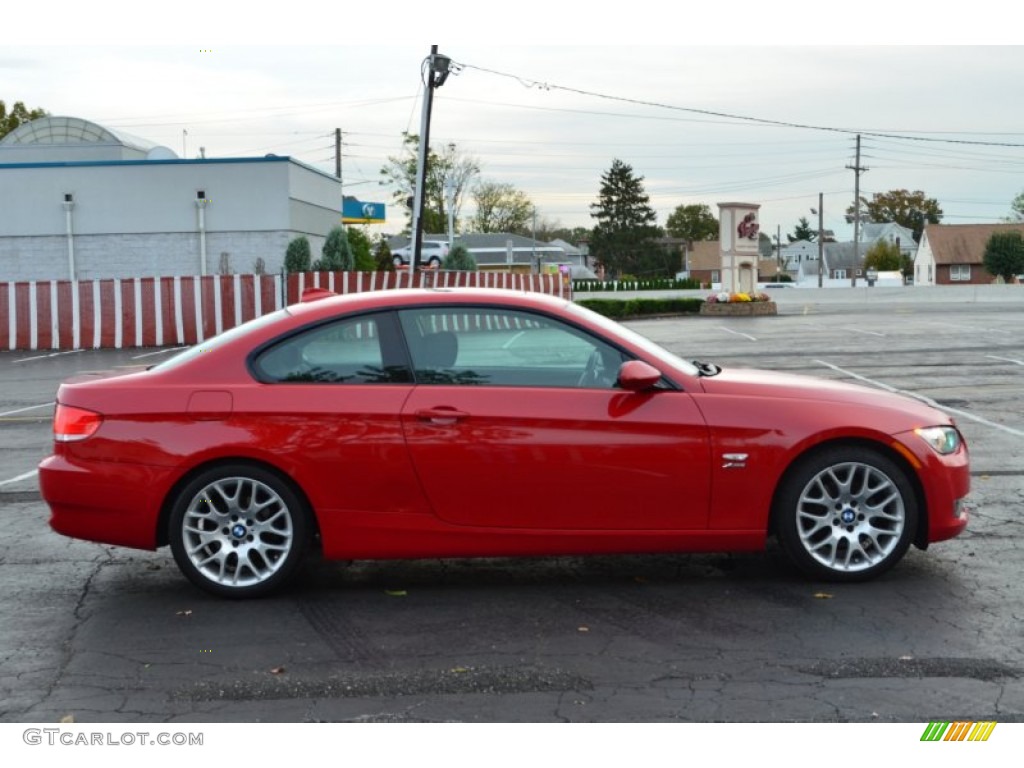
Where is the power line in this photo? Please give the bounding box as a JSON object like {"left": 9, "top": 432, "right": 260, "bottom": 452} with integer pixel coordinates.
{"left": 456, "top": 61, "right": 1024, "bottom": 149}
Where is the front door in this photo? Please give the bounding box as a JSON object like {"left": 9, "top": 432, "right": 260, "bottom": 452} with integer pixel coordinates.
{"left": 397, "top": 305, "right": 711, "bottom": 531}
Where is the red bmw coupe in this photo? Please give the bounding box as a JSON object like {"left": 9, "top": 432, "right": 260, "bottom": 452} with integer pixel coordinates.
{"left": 39, "top": 289, "right": 970, "bottom": 598}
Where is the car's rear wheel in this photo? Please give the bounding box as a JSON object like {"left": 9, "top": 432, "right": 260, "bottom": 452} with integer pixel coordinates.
{"left": 427, "top": 256, "right": 441, "bottom": 269}
{"left": 393, "top": 255, "right": 405, "bottom": 267}
{"left": 774, "top": 446, "right": 917, "bottom": 581}
{"left": 169, "top": 464, "right": 310, "bottom": 598}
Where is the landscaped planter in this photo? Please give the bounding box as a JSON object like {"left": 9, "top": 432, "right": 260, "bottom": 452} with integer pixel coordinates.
{"left": 700, "top": 301, "right": 777, "bottom": 317}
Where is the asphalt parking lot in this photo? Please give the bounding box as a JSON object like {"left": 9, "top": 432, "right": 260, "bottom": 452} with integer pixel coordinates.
{"left": 1, "top": 296, "right": 1022, "bottom": 723}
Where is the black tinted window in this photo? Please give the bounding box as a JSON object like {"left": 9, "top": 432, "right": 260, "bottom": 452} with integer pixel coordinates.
{"left": 253, "top": 315, "right": 410, "bottom": 384}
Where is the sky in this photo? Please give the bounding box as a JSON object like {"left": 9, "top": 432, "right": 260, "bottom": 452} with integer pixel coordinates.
{"left": 5, "top": 4, "right": 1023, "bottom": 243}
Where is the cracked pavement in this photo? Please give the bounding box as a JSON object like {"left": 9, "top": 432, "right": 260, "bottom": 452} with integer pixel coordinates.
{"left": 1, "top": 301, "right": 1022, "bottom": 722}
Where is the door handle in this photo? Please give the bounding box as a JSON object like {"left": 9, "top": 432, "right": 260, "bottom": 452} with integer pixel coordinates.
{"left": 415, "top": 407, "right": 469, "bottom": 425}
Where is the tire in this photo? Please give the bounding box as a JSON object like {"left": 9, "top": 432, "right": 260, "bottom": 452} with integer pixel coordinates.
{"left": 427, "top": 256, "right": 441, "bottom": 269}
{"left": 393, "top": 255, "right": 405, "bottom": 267}
{"left": 774, "top": 446, "right": 917, "bottom": 582}
{"left": 169, "top": 464, "right": 310, "bottom": 598}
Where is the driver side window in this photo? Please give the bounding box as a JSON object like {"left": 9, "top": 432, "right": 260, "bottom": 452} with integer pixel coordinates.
{"left": 398, "top": 307, "right": 626, "bottom": 389}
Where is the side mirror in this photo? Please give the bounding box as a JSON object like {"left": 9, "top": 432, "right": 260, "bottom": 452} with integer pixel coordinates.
{"left": 618, "top": 360, "right": 662, "bottom": 392}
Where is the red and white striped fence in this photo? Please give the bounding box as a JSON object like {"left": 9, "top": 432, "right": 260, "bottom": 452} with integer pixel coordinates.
{"left": 1, "top": 271, "right": 570, "bottom": 351}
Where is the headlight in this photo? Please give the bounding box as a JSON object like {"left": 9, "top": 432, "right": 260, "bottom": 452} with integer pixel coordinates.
{"left": 915, "top": 426, "right": 961, "bottom": 455}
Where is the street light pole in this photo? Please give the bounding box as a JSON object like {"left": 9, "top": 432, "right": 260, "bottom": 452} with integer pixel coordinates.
{"left": 411, "top": 46, "right": 452, "bottom": 273}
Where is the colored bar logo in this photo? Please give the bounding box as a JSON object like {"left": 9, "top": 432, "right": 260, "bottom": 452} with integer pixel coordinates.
{"left": 921, "top": 721, "right": 997, "bottom": 741}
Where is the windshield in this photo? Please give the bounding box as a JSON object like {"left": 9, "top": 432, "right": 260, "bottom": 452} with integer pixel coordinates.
{"left": 150, "top": 309, "right": 291, "bottom": 372}
{"left": 564, "top": 302, "right": 700, "bottom": 377}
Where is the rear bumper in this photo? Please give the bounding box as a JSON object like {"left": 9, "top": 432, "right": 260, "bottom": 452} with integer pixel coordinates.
{"left": 38, "top": 455, "right": 169, "bottom": 550}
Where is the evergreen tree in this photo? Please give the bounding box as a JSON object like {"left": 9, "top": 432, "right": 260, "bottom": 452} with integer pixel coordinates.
{"left": 442, "top": 244, "right": 477, "bottom": 271}
{"left": 373, "top": 235, "right": 395, "bottom": 271}
{"left": 788, "top": 217, "right": 817, "bottom": 243}
{"left": 284, "top": 236, "right": 311, "bottom": 273}
{"left": 588, "top": 159, "right": 661, "bottom": 277}
{"left": 313, "top": 227, "right": 354, "bottom": 271}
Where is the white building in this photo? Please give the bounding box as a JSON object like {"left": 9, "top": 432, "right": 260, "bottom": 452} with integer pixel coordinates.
{"left": 0, "top": 116, "right": 342, "bottom": 281}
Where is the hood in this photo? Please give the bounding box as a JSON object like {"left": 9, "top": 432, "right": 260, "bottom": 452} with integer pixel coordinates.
{"left": 698, "top": 367, "right": 952, "bottom": 425}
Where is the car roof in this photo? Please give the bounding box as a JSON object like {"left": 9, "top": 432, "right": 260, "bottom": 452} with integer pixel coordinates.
{"left": 287, "top": 287, "right": 571, "bottom": 320}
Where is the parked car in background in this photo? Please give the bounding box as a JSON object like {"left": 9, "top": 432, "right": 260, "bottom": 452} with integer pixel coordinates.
{"left": 39, "top": 289, "right": 970, "bottom": 598}
{"left": 391, "top": 240, "right": 449, "bottom": 268}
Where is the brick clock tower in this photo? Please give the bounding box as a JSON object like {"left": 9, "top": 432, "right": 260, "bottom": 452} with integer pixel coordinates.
{"left": 718, "top": 202, "right": 760, "bottom": 294}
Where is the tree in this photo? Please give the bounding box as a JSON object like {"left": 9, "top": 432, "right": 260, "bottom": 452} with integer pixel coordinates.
{"left": 345, "top": 227, "right": 376, "bottom": 271}
{"left": 471, "top": 181, "right": 534, "bottom": 234}
{"left": 379, "top": 133, "right": 480, "bottom": 233}
{"left": 983, "top": 231, "right": 1024, "bottom": 282}
{"left": 0, "top": 100, "right": 48, "bottom": 140}
{"left": 373, "top": 235, "right": 395, "bottom": 272}
{"left": 665, "top": 204, "right": 718, "bottom": 242}
{"left": 846, "top": 189, "right": 942, "bottom": 243}
{"left": 538, "top": 224, "right": 591, "bottom": 246}
{"left": 863, "top": 239, "right": 902, "bottom": 272}
{"left": 788, "top": 216, "right": 817, "bottom": 243}
{"left": 442, "top": 244, "right": 477, "bottom": 271}
{"left": 284, "top": 236, "right": 311, "bottom": 273}
{"left": 313, "top": 227, "right": 354, "bottom": 271}
{"left": 588, "top": 159, "right": 661, "bottom": 277}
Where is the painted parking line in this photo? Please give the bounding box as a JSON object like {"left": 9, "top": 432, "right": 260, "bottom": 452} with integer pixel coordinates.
{"left": 815, "top": 360, "right": 1024, "bottom": 438}
{"left": 131, "top": 346, "right": 188, "bottom": 360}
{"left": 845, "top": 327, "right": 886, "bottom": 337}
{"left": 12, "top": 349, "right": 84, "bottom": 364}
{"left": 717, "top": 326, "right": 757, "bottom": 341}
{"left": 0, "top": 402, "right": 54, "bottom": 417}
{"left": 928, "top": 321, "right": 1011, "bottom": 336}
{"left": 0, "top": 469, "right": 38, "bottom": 488}
{"left": 986, "top": 355, "right": 1024, "bottom": 366}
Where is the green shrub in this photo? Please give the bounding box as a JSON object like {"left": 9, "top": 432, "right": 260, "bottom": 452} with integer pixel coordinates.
{"left": 443, "top": 244, "right": 477, "bottom": 271}
{"left": 573, "top": 277, "right": 702, "bottom": 292}
{"left": 315, "top": 226, "right": 354, "bottom": 271}
{"left": 577, "top": 298, "right": 703, "bottom": 319}
{"left": 284, "top": 236, "right": 311, "bottom": 273}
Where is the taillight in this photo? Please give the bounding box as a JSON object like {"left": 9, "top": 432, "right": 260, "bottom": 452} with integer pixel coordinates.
{"left": 54, "top": 404, "right": 103, "bottom": 442}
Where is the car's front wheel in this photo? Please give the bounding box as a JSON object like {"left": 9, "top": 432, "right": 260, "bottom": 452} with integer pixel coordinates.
{"left": 393, "top": 255, "right": 405, "bottom": 268}
{"left": 169, "top": 464, "right": 310, "bottom": 598}
{"left": 774, "top": 446, "right": 918, "bottom": 581}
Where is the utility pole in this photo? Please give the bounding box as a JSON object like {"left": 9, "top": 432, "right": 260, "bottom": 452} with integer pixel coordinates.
{"left": 817, "top": 193, "right": 824, "bottom": 288}
{"left": 776, "top": 224, "right": 782, "bottom": 282}
{"left": 335, "top": 128, "right": 342, "bottom": 181}
{"left": 846, "top": 134, "right": 868, "bottom": 287}
{"left": 335, "top": 128, "right": 344, "bottom": 230}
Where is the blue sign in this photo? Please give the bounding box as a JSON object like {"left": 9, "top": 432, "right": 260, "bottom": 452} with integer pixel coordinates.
{"left": 342, "top": 199, "right": 386, "bottom": 223}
